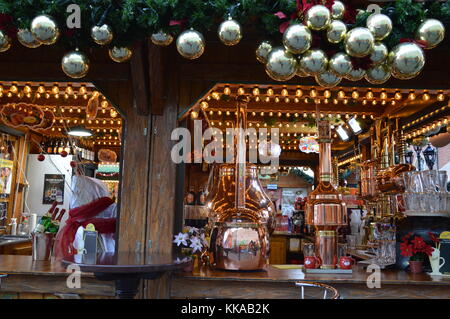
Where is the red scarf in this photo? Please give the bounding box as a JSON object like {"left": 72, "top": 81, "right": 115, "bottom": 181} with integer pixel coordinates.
{"left": 54, "top": 197, "right": 116, "bottom": 258}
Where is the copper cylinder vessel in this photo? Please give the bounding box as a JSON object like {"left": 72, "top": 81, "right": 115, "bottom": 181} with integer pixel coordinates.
{"left": 207, "top": 96, "right": 275, "bottom": 270}
{"left": 306, "top": 121, "right": 347, "bottom": 269}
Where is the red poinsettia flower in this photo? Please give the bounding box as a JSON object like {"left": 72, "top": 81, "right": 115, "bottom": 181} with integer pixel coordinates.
{"left": 400, "top": 242, "right": 413, "bottom": 257}
{"left": 411, "top": 236, "right": 427, "bottom": 250}
{"left": 428, "top": 232, "right": 439, "bottom": 244}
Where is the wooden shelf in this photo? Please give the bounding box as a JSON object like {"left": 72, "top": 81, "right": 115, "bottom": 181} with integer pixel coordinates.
{"left": 404, "top": 211, "right": 450, "bottom": 217}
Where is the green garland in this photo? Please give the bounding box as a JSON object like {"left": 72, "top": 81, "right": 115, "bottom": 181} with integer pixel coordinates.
{"left": 0, "top": 0, "right": 448, "bottom": 49}
{"left": 291, "top": 167, "right": 314, "bottom": 184}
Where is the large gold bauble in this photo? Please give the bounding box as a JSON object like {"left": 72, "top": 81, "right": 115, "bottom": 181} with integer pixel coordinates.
{"left": 366, "top": 14, "right": 392, "bottom": 41}
{"left": 17, "top": 29, "right": 41, "bottom": 48}
{"left": 329, "top": 52, "right": 352, "bottom": 76}
{"left": 108, "top": 46, "right": 133, "bottom": 63}
{"left": 344, "top": 27, "right": 374, "bottom": 57}
{"left": 283, "top": 24, "right": 311, "bottom": 54}
{"left": 345, "top": 67, "right": 366, "bottom": 81}
{"left": 299, "top": 49, "right": 328, "bottom": 75}
{"left": 91, "top": 24, "right": 113, "bottom": 46}
{"left": 370, "top": 42, "right": 388, "bottom": 65}
{"left": 315, "top": 71, "right": 342, "bottom": 88}
{"left": 306, "top": 5, "right": 331, "bottom": 31}
{"left": 0, "top": 30, "right": 11, "bottom": 52}
{"left": 331, "top": 1, "right": 345, "bottom": 20}
{"left": 256, "top": 41, "right": 272, "bottom": 64}
{"left": 61, "top": 50, "right": 90, "bottom": 79}
{"left": 365, "top": 64, "right": 390, "bottom": 84}
{"left": 416, "top": 19, "right": 445, "bottom": 49}
{"left": 31, "top": 15, "right": 60, "bottom": 45}
{"left": 218, "top": 18, "right": 242, "bottom": 46}
{"left": 176, "top": 29, "right": 205, "bottom": 59}
{"left": 388, "top": 43, "right": 425, "bottom": 80}
{"left": 327, "top": 20, "right": 347, "bottom": 44}
{"left": 265, "top": 47, "right": 297, "bottom": 81}
{"left": 151, "top": 30, "right": 173, "bottom": 46}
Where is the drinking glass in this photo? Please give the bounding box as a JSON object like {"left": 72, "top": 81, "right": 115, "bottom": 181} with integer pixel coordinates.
{"left": 346, "top": 235, "right": 356, "bottom": 248}
{"left": 402, "top": 172, "right": 415, "bottom": 193}
{"left": 303, "top": 243, "right": 315, "bottom": 257}
{"left": 411, "top": 171, "right": 424, "bottom": 193}
{"left": 421, "top": 170, "right": 438, "bottom": 192}
{"left": 437, "top": 171, "right": 448, "bottom": 192}
{"left": 438, "top": 192, "right": 447, "bottom": 212}
{"left": 337, "top": 243, "right": 348, "bottom": 259}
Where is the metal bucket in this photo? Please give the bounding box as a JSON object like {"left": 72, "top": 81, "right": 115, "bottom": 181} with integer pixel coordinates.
{"left": 32, "top": 233, "right": 55, "bottom": 261}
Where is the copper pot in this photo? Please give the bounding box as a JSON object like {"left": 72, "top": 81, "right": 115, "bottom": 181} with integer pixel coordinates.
{"left": 207, "top": 164, "right": 275, "bottom": 270}
{"left": 376, "top": 164, "right": 415, "bottom": 195}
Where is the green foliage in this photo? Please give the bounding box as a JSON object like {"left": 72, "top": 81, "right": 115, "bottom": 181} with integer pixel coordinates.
{"left": 0, "top": 0, "right": 448, "bottom": 49}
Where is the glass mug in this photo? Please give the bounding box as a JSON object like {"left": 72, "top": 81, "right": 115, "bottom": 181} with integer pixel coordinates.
{"left": 303, "top": 243, "right": 315, "bottom": 257}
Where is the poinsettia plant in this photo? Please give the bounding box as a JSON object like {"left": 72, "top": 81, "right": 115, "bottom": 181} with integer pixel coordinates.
{"left": 173, "top": 226, "right": 209, "bottom": 256}
{"left": 428, "top": 232, "right": 441, "bottom": 251}
{"left": 400, "top": 233, "right": 433, "bottom": 262}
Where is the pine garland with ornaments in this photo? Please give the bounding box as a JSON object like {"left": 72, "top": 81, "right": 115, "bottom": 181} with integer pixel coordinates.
{"left": 0, "top": 0, "right": 447, "bottom": 83}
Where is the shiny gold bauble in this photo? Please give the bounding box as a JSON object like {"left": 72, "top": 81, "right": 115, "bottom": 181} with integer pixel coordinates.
{"left": 218, "top": 18, "right": 242, "bottom": 46}
{"left": 388, "top": 43, "right": 425, "bottom": 80}
{"left": 283, "top": 24, "right": 311, "bottom": 54}
{"left": 299, "top": 49, "right": 328, "bottom": 75}
{"left": 30, "top": 15, "right": 60, "bottom": 45}
{"left": 256, "top": 41, "right": 272, "bottom": 64}
{"left": 0, "top": 30, "right": 11, "bottom": 52}
{"left": 366, "top": 14, "right": 392, "bottom": 41}
{"left": 370, "top": 42, "right": 388, "bottom": 65}
{"left": 315, "top": 71, "right": 342, "bottom": 88}
{"left": 151, "top": 30, "right": 173, "bottom": 46}
{"left": 176, "top": 29, "right": 205, "bottom": 59}
{"left": 306, "top": 5, "right": 331, "bottom": 31}
{"left": 344, "top": 27, "right": 374, "bottom": 57}
{"left": 365, "top": 64, "right": 391, "bottom": 84}
{"left": 327, "top": 20, "right": 347, "bottom": 44}
{"left": 91, "top": 24, "right": 113, "bottom": 45}
{"left": 108, "top": 46, "right": 133, "bottom": 63}
{"left": 61, "top": 50, "right": 90, "bottom": 79}
{"left": 265, "top": 47, "right": 297, "bottom": 81}
{"left": 331, "top": 1, "right": 345, "bottom": 20}
{"left": 329, "top": 52, "right": 352, "bottom": 76}
{"left": 17, "top": 29, "right": 41, "bottom": 48}
{"left": 416, "top": 19, "right": 445, "bottom": 49}
{"left": 345, "top": 67, "right": 366, "bottom": 81}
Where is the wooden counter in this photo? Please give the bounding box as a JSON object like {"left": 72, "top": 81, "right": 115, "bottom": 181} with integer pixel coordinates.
{"left": 171, "top": 265, "right": 450, "bottom": 299}
{"left": 0, "top": 255, "right": 114, "bottom": 299}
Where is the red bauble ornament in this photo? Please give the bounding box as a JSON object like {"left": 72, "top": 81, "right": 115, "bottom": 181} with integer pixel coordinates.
{"left": 60, "top": 151, "right": 68, "bottom": 157}
{"left": 70, "top": 161, "right": 77, "bottom": 168}
{"left": 37, "top": 154, "right": 45, "bottom": 162}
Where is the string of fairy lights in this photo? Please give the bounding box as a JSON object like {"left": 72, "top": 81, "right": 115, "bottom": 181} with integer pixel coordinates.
{"left": 0, "top": 82, "right": 123, "bottom": 147}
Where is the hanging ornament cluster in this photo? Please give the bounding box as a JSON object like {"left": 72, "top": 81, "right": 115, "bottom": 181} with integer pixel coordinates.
{"left": 256, "top": 1, "right": 445, "bottom": 88}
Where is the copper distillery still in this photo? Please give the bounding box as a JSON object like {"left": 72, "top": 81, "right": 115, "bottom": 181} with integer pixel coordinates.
{"left": 206, "top": 96, "right": 275, "bottom": 271}
{"left": 306, "top": 120, "right": 347, "bottom": 269}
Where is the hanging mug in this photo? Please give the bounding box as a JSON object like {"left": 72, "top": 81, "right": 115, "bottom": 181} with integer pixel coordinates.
{"left": 339, "top": 256, "right": 356, "bottom": 269}
{"left": 304, "top": 256, "right": 321, "bottom": 269}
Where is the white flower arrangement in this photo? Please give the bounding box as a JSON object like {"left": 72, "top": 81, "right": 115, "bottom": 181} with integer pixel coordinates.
{"left": 173, "top": 226, "right": 209, "bottom": 254}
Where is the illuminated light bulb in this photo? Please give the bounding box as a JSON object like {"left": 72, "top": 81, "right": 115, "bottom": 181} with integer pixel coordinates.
{"left": 267, "top": 88, "right": 274, "bottom": 96}
{"left": 226, "top": 111, "right": 230, "bottom": 116}
{"left": 102, "top": 109, "right": 106, "bottom": 114}
{"left": 296, "top": 89, "right": 303, "bottom": 97}
{"left": 310, "top": 89, "right": 317, "bottom": 98}
{"left": 269, "top": 112, "right": 273, "bottom": 116}
{"left": 284, "top": 97, "right": 290, "bottom": 103}
{"left": 372, "top": 100, "right": 377, "bottom": 105}
{"left": 83, "top": 94, "right": 88, "bottom": 99}
{"left": 52, "top": 85, "right": 59, "bottom": 94}
{"left": 437, "top": 92, "right": 445, "bottom": 101}
{"left": 303, "top": 113, "right": 307, "bottom": 118}
{"left": 252, "top": 87, "right": 260, "bottom": 96}
{"left": 370, "top": 115, "right": 374, "bottom": 119}
{"left": 366, "top": 91, "right": 373, "bottom": 99}
{"left": 343, "top": 99, "right": 348, "bottom": 104}
{"left": 237, "top": 87, "right": 245, "bottom": 95}
{"left": 286, "top": 113, "right": 290, "bottom": 117}
{"left": 211, "top": 92, "right": 220, "bottom": 100}
{"left": 218, "top": 110, "right": 222, "bottom": 115}
{"left": 61, "top": 108, "right": 65, "bottom": 113}
{"left": 408, "top": 92, "right": 416, "bottom": 100}
{"left": 352, "top": 90, "right": 359, "bottom": 99}
{"left": 260, "top": 112, "right": 264, "bottom": 116}
{"left": 380, "top": 91, "right": 387, "bottom": 99}
{"left": 338, "top": 90, "right": 345, "bottom": 99}
{"left": 422, "top": 92, "right": 430, "bottom": 101}
{"left": 24, "top": 85, "right": 32, "bottom": 94}
{"left": 9, "top": 85, "right": 18, "bottom": 94}
{"left": 255, "top": 96, "right": 260, "bottom": 102}
{"left": 304, "top": 98, "right": 309, "bottom": 103}
{"left": 275, "top": 97, "right": 280, "bottom": 103}
{"left": 391, "top": 100, "right": 396, "bottom": 105}
{"left": 26, "top": 93, "right": 31, "bottom": 98}
{"left": 395, "top": 92, "right": 402, "bottom": 100}
{"left": 362, "top": 99, "right": 367, "bottom": 105}
{"left": 362, "top": 114, "right": 366, "bottom": 119}
{"left": 333, "top": 99, "right": 338, "bottom": 104}
{"left": 223, "top": 86, "right": 231, "bottom": 95}
{"left": 281, "top": 88, "right": 288, "bottom": 96}
{"left": 278, "top": 112, "right": 282, "bottom": 117}
{"left": 79, "top": 85, "right": 87, "bottom": 95}
{"left": 65, "top": 86, "right": 74, "bottom": 95}
{"left": 69, "top": 108, "right": 73, "bottom": 113}
{"left": 324, "top": 90, "right": 331, "bottom": 98}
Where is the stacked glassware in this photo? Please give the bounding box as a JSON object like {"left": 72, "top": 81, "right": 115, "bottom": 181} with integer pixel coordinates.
{"left": 402, "top": 170, "right": 449, "bottom": 214}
